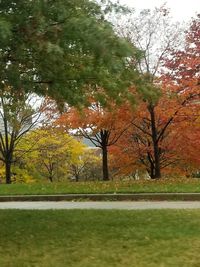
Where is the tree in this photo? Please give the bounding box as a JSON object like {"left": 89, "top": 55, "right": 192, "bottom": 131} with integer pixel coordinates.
{"left": 110, "top": 15, "right": 200, "bottom": 179}
{"left": 0, "top": 88, "right": 43, "bottom": 184}
{"left": 164, "top": 15, "right": 200, "bottom": 92}
{"left": 110, "top": 94, "right": 196, "bottom": 178}
{"left": 0, "top": 0, "right": 140, "bottom": 106}
{"left": 116, "top": 6, "right": 183, "bottom": 75}
{"left": 56, "top": 103, "right": 131, "bottom": 181}
{"left": 112, "top": 7, "right": 187, "bottom": 178}
{"left": 20, "top": 128, "right": 85, "bottom": 182}
{"left": 69, "top": 149, "right": 102, "bottom": 182}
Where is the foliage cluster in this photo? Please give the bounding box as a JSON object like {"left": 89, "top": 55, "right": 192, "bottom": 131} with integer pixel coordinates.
{"left": 0, "top": 2, "right": 199, "bottom": 183}
{"left": 56, "top": 12, "right": 200, "bottom": 181}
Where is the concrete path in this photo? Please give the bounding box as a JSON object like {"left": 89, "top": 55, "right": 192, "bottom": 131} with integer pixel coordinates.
{"left": 1, "top": 201, "right": 200, "bottom": 210}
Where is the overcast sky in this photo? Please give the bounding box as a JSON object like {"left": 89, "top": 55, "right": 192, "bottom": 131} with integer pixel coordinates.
{"left": 117, "top": 0, "right": 199, "bottom": 21}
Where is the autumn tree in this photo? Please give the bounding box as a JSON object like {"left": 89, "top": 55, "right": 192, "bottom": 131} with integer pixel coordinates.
{"left": 56, "top": 103, "right": 131, "bottom": 181}
{"left": 111, "top": 94, "right": 197, "bottom": 178}
{"left": 111, "top": 14, "right": 200, "bottom": 179}
{"left": 19, "top": 128, "right": 85, "bottom": 182}
{"left": 110, "top": 7, "right": 188, "bottom": 178}
{"left": 69, "top": 149, "right": 102, "bottom": 182}
{"left": 161, "top": 14, "right": 200, "bottom": 173}
{"left": 164, "top": 15, "right": 200, "bottom": 92}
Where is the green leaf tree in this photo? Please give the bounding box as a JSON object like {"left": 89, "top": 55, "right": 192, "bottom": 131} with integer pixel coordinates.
{"left": 0, "top": 0, "right": 140, "bottom": 106}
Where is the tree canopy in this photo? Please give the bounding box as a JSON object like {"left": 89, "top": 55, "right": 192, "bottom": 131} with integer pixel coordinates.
{"left": 0, "top": 0, "right": 139, "bottom": 106}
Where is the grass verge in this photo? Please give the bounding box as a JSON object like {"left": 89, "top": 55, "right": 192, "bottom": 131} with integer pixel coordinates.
{"left": 1, "top": 178, "right": 200, "bottom": 195}
{"left": 0, "top": 209, "right": 200, "bottom": 267}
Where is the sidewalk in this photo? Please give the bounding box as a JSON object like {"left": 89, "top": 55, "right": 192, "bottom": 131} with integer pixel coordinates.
{"left": 1, "top": 201, "right": 200, "bottom": 209}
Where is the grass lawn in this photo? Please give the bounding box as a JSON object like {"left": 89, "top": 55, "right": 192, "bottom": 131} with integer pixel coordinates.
{"left": 1, "top": 178, "right": 200, "bottom": 195}
{"left": 0, "top": 209, "right": 200, "bottom": 267}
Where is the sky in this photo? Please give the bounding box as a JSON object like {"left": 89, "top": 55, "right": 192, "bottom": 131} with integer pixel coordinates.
{"left": 117, "top": 0, "right": 199, "bottom": 21}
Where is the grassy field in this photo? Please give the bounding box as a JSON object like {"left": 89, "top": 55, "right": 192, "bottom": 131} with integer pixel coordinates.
{"left": 1, "top": 178, "right": 200, "bottom": 195}
{"left": 0, "top": 209, "right": 200, "bottom": 267}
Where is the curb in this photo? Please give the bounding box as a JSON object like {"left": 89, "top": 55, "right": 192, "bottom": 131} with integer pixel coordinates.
{"left": 1, "top": 193, "right": 200, "bottom": 201}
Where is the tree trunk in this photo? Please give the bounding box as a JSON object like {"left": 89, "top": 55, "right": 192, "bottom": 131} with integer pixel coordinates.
{"left": 49, "top": 176, "right": 53, "bottom": 182}
{"left": 75, "top": 173, "right": 79, "bottom": 182}
{"left": 102, "top": 146, "right": 109, "bottom": 181}
{"left": 72, "top": 165, "right": 79, "bottom": 182}
{"left": 150, "top": 163, "right": 155, "bottom": 179}
{"left": 5, "top": 161, "right": 12, "bottom": 184}
{"left": 148, "top": 105, "right": 161, "bottom": 179}
{"left": 154, "top": 146, "right": 161, "bottom": 178}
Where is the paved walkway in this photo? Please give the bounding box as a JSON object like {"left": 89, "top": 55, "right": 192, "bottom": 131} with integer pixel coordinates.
{"left": 1, "top": 201, "right": 200, "bottom": 210}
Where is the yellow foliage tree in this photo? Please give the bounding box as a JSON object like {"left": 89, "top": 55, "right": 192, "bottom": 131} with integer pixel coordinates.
{"left": 16, "top": 128, "right": 86, "bottom": 182}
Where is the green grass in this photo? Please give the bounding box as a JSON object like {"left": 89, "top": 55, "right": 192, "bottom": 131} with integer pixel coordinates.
{"left": 1, "top": 178, "right": 200, "bottom": 195}
{"left": 1, "top": 210, "right": 200, "bottom": 267}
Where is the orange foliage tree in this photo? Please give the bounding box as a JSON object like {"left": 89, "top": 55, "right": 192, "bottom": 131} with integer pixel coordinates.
{"left": 110, "top": 15, "right": 200, "bottom": 179}
{"left": 111, "top": 93, "right": 200, "bottom": 178}
{"left": 56, "top": 103, "right": 131, "bottom": 181}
